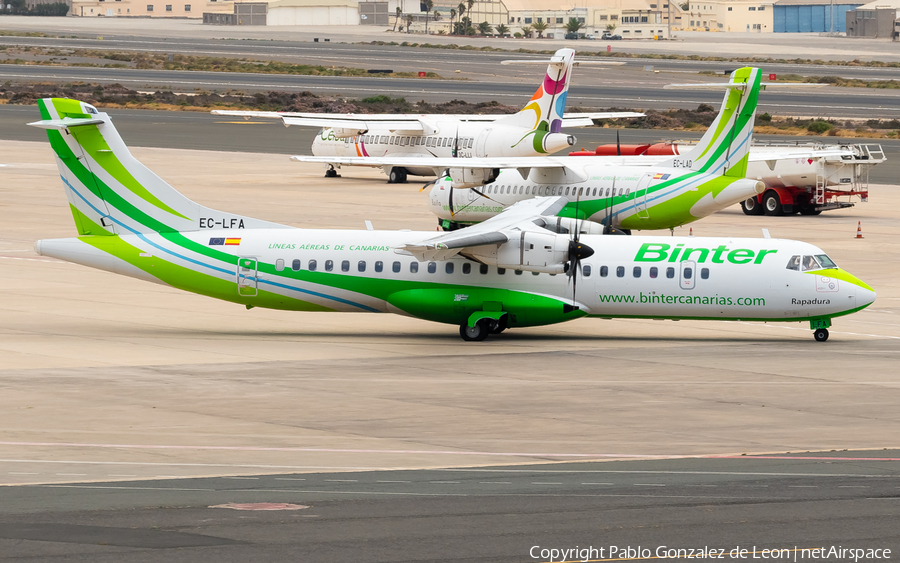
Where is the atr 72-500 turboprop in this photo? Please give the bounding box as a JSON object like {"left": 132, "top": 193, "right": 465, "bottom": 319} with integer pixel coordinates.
{"left": 213, "top": 48, "right": 641, "bottom": 183}
{"left": 31, "top": 97, "right": 874, "bottom": 342}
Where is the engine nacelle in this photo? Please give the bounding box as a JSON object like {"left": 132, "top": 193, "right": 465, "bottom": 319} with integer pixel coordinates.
{"left": 536, "top": 217, "right": 605, "bottom": 236}
{"left": 331, "top": 127, "right": 368, "bottom": 139}
{"left": 542, "top": 133, "right": 576, "bottom": 154}
{"left": 448, "top": 167, "right": 500, "bottom": 190}
{"left": 464, "top": 231, "right": 570, "bottom": 274}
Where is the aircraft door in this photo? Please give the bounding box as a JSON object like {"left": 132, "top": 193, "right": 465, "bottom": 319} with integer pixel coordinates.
{"left": 475, "top": 129, "right": 491, "bottom": 158}
{"left": 635, "top": 174, "right": 652, "bottom": 219}
{"left": 679, "top": 260, "right": 696, "bottom": 290}
{"left": 237, "top": 257, "right": 258, "bottom": 297}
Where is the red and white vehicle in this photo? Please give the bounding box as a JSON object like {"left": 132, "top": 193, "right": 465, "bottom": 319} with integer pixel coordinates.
{"left": 571, "top": 141, "right": 886, "bottom": 216}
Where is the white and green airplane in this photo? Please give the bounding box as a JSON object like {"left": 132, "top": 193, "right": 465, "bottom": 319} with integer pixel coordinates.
{"left": 291, "top": 67, "right": 840, "bottom": 234}
{"left": 32, "top": 97, "right": 875, "bottom": 342}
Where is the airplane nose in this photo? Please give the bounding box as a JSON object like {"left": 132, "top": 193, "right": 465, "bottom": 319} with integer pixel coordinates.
{"left": 858, "top": 286, "right": 877, "bottom": 309}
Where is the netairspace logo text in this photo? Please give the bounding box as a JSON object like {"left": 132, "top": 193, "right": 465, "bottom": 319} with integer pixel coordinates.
{"left": 529, "top": 545, "right": 891, "bottom": 562}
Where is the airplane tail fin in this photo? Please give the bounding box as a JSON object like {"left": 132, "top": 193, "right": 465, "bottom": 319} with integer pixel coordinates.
{"left": 29, "top": 98, "right": 286, "bottom": 237}
{"left": 494, "top": 48, "right": 575, "bottom": 146}
{"left": 658, "top": 67, "right": 762, "bottom": 178}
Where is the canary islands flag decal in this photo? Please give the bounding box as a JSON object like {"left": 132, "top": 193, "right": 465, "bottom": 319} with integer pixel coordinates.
{"left": 653, "top": 173, "right": 671, "bottom": 180}
{"left": 209, "top": 237, "right": 242, "bottom": 246}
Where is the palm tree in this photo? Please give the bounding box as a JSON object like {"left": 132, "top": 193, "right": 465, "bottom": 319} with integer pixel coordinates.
{"left": 392, "top": 6, "right": 401, "bottom": 31}
{"left": 477, "top": 20, "right": 492, "bottom": 36}
{"left": 406, "top": 14, "right": 414, "bottom": 33}
{"left": 449, "top": 8, "right": 456, "bottom": 34}
{"left": 565, "top": 17, "right": 584, "bottom": 34}
{"left": 423, "top": 0, "right": 434, "bottom": 34}
{"left": 495, "top": 23, "right": 509, "bottom": 37}
{"left": 532, "top": 20, "right": 548, "bottom": 38}
{"left": 520, "top": 25, "right": 533, "bottom": 38}
{"left": 466, "top": 0, "right": 475, "bottom": 23}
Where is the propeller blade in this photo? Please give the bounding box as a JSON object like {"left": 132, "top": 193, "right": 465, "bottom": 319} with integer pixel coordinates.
{"left": 616, "top": 129, "right": 621, "bottom": 156}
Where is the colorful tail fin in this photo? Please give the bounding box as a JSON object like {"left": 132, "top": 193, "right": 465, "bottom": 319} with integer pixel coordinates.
{"left": 29, "top": 98, "right": 287, "bottom": 237}
{"left": 658, "top": 67, "right": 762, "bottom": 178}
{"left": 494, "top": 48, "right": 575, "bottom": 134}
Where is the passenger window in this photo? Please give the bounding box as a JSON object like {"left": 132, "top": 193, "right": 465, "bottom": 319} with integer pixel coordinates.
{"left": 427, "top": 262, "right": 437, "bottom": 273}
{"left": 649, "top": 266, "right": 658, "bottom": 278}
{"left": 701, "top": 268, "right": 709, "bottom": 280}
{"left": 375, "top": 261, "right": 384, "bottom": 273}
{"left": 633, "top": 266, "right": 641, "bottom": 278}
{"left": 802, "top": 255, "right": 821, "bottom": 271}
{"left": 480, "top": 264, "right": 489, "bottom": 274}
{"left": 410, "top": 262, "right": 418, "bottom": 273}
{"left": 606, "top": 188, "right": 611, "bottom": 197}
{"left": 445, "top": 262, "right": 454, "bottom": 274}
{"left": 684, "top": 267, "right": 693, "bottom": 279}
{"left": 325, "top": 260, "right": 333, "bottom": 272}
{"left": 582, "top": 264, "right": 591, "bottom": 277}
{"left": 498, "top": 267, "right": 506, "bottom": 275}
{"left": 600, "top": 265, "right": 608, "bottom": 277}
{"left": 786, "top": 255, "right": 801, "bottom": 270}
{"left": 292, "top": 259, "right": 301, "bottom": 271}
{"left": 526, "top": 186, "right": 531, "bottom": 195}
{"left": 341, "top": 260, "right": 350, "bottom": 272}
{"left": 392, "top": 261, "right": 401, "bottom": 273}
{"left": 358, "top": 260, "right": 366, "bottom": 272}
{"left": 275, "top": 259, "right": 285, "bottom": 271}
{"left": 565, "top": 187, "right": 571, "bottom": 196}
{"left": 462, "top": 263, "right": 471, "bottom": 274}
{"left": 616, "top": 266, "right": 625, "bottom": 278}
{"left": 308, "top": 259, "right": 317, "bottom": 271}
{"left": 666, "top": 267, "right": 675, "bottom": 279}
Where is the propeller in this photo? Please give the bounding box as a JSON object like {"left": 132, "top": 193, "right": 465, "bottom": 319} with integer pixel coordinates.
{"left": 616, "top": 129, "right": 621, "bottom": 156}
{"left": 564, "top": 189, "right": 595, "bottom": 313}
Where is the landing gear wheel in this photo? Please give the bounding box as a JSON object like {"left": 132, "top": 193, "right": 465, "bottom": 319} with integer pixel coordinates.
{"left": 325, "top": 167, "right": 338, "bottom": 178}
{"left": 460, "top": 320, "right": 490, "bottom": 342}
{"left": 814, "top": 328, "right": 829, "bottom": 342}
{"left": 388, "top": 167, "right": 408, "bottom": 184}
{"left": 763, "top": 191, "right": 783, "bottom": 216}
{"left": 741, "top": 197, "right": 764, "bottom": 216}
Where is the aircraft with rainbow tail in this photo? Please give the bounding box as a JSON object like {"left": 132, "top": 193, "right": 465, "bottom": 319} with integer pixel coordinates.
{"left": 213, "top": 48, "right": 641, "bottom": 183}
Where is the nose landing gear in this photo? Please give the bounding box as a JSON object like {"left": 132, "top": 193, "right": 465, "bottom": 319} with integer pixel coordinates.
{"left": 813, "top": 328, "right": 829, "bottom": 342}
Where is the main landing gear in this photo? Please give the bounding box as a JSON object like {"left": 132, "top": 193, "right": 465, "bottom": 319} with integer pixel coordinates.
{"left": 388, "top": 167, "right": 408, "bottom": 184}
{"left": 325, "top": 166, "right": 340, "bottom": 178}
{"left": 459, "top": 317, "right": 507, "bottom": 341}
{"left": 814, "top": 328, "right": 829, "bottom": 342}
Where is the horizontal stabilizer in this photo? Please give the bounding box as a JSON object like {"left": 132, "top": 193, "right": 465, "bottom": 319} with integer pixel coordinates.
{"left": 28, "top": 118, "right": 106, "bottom": 130}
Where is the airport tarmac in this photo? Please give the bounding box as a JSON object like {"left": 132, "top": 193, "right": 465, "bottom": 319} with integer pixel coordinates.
{"left": 2, "top": 137, "right": 899, "bottom": 488}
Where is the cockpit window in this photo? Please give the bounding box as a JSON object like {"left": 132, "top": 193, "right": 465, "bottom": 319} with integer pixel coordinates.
{"left": 786, "top": 255, "right": 801, "bottom": 271}
{"left": 815, "top": 254, "right": 837, "bottom": 269}
{"left": 802, "top": 255, "right": 821, "bottom": 271}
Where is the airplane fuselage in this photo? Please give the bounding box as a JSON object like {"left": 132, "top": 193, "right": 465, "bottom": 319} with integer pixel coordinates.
{"left": 429, "top": 163, "right": 764, "bottom": 231}
{"left": 312, "top": 122, "right": 574, "bottom": 177}
{"left": 37, "top": 230, "right": 873, "bottom": 330}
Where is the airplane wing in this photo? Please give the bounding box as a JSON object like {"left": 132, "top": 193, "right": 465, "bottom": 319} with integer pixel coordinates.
{"left": 561, "top": 112, "right": 644, "bottom": 127}
{"left": 399, "top": 197, "right": 567, "bottom": 261}
{"left": 212, "top": 110, "right": 643, "bottom": 128}
{"left": 289, "top": 154, "right": 573, "bottom": 176}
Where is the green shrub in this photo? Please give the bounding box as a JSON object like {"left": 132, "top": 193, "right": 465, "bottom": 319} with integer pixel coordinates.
{"left": 807, "top": 120, "right": 833, "bottom": 134}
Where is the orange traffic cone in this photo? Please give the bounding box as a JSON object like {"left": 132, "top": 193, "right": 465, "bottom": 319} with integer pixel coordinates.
{"left": 855, "top": 221, "right": 864, "bottom": 239}
{"left": 689, "top": 227, "right": 694, "bottom": 237}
